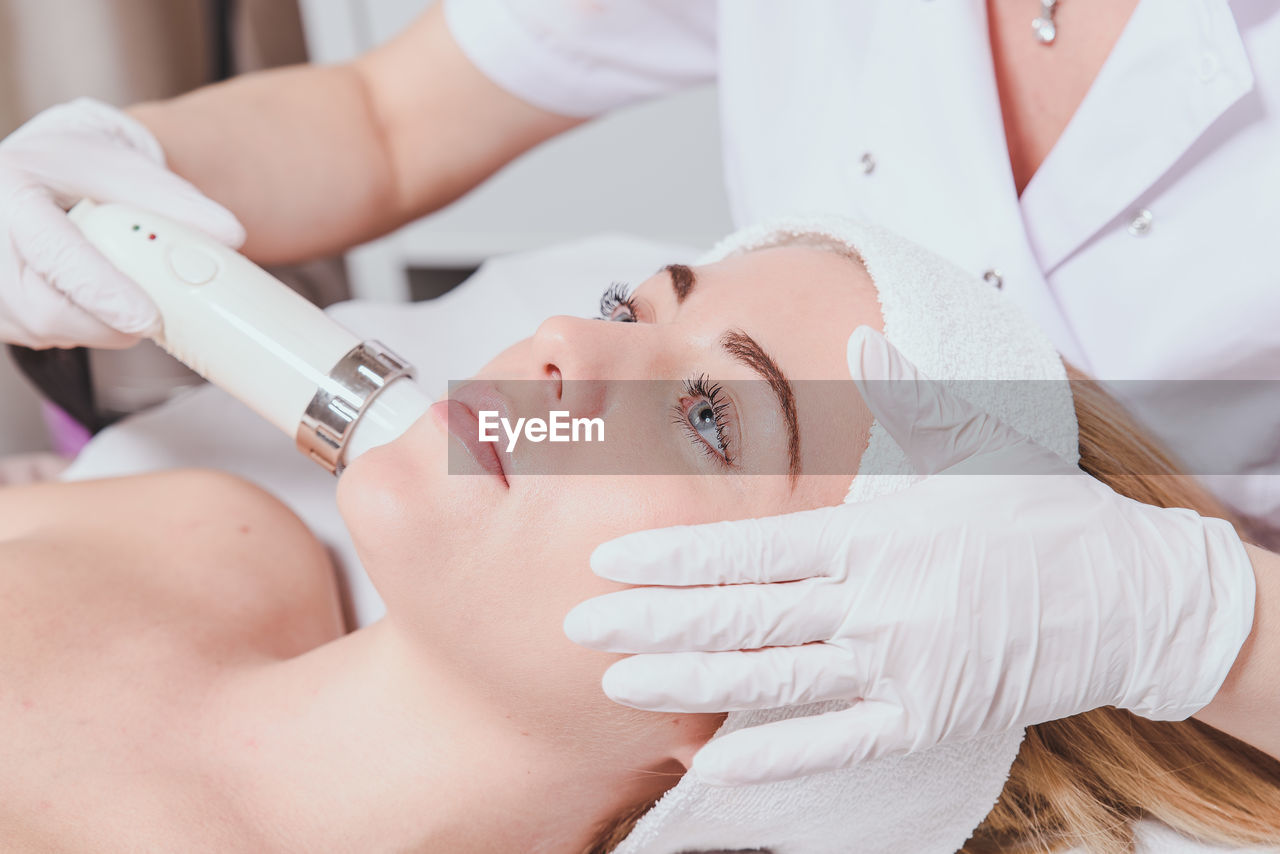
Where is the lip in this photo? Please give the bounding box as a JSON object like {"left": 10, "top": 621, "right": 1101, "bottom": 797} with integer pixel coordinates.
{"left": 429, "top": 398, "right": 509, "bottom": 487}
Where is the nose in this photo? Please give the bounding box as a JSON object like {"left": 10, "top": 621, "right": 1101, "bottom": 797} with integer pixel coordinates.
{"left": 530, "top": 314, "right": 637, "bottom": 415}
{"left": 531, "top": 315, "right": 630, "bottom": 383}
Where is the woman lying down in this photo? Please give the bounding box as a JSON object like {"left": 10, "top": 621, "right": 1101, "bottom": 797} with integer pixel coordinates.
{"left": 2, "top": 219, "right": 1278, "bottom": 854}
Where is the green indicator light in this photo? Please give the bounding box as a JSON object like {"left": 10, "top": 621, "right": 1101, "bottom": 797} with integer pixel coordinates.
{"left": 132, "top": 225, "right": 140, "bottom": 231}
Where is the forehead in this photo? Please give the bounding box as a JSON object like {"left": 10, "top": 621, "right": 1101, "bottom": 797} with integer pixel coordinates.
{"left": 641, "top": 244, "right": 884, "bottom": 379}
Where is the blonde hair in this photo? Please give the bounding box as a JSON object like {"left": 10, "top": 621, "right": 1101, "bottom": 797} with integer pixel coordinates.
{"left": 587, "top": 372, "right": 1280, "bottom": 854}
{"left": 962, "top": 371, "right": 1280, "bottom": 853}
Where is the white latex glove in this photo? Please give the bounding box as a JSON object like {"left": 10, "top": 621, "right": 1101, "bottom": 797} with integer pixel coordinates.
{"left": 0, "top": 97, "right": 245, "bottom": 348}
{"left": 564, "top": 327, "right": 1257, "bottom": 786}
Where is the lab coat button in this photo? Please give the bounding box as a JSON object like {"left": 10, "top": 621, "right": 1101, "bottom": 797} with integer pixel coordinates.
{"left": 982, "top": 269, "right": 1003, "bottom": 290}
{"left": 1128, "top": 209, "right": 1154, "bottom": 236}
{"left": 860, "top": 152, "right": 876, "bottom": 175}
{"left": 168, "top": 245, "right": 219, "bottom": 285}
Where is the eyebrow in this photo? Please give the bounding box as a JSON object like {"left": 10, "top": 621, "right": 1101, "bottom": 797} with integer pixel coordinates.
{"left": 722, "top": 330, "right": 801, "bottom": 481}
{"left": 662, "top": 265, "right": 801, "bottom": 479}
{"left": 664, "top": 264, "right": 697, "bottom": 304}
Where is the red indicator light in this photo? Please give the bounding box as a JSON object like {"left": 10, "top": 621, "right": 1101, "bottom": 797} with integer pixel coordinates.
{"left": 148, "top": 234, "right": 157, "bottom": 241}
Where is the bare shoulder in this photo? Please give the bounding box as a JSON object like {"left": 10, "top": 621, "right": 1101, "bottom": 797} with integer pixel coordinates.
{"left": 0, "top": 469, "right": 345, "bottom": 660}
{"left": 0, "top": 470, "right": 344, "bottom": 851}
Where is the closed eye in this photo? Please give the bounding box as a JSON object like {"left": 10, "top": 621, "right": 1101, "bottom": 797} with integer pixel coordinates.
{"left": 598, "top": 282, "right": 639, "bottom": 322}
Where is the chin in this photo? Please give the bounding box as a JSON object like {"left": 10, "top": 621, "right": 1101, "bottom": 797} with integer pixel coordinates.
{"left": 337, "top": 417, "right": 504, "bottom": 577}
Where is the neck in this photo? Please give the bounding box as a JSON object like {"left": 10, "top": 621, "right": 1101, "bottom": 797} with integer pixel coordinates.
{"left": 202, "top": 621, "right": 640, "bottom": 853}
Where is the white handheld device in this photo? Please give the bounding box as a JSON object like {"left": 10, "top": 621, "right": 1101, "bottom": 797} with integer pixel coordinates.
{"left": 69, "top": 199, "right": 430, "bottom": 474}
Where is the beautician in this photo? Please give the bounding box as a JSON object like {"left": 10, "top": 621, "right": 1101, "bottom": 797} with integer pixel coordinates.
{"left": 2, "top": 0, "right": 1279, "bottom": 807}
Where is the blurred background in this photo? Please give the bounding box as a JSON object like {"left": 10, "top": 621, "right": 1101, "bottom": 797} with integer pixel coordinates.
{"left": 0, "top": 0, "right": 729, "bottom": 461}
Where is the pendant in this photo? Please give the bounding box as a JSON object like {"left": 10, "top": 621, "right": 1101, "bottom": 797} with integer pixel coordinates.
{"left": 1032, "top": 0, "right": 1058, "bottom": 45}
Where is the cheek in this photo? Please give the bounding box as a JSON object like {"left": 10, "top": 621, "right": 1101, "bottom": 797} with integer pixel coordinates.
{"left": 426, "top": 476, "right": 746, "bottom": 731}
{"left": 343, "top": 455, "right": 772, "bottom": 734}
{"left": 424, "top": 477, "right": 737, "bottom": 664}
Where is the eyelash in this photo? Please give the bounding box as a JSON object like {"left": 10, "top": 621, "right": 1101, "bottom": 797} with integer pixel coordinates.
{"left": 598, "top": 282, "right": 639, "bottom": 322}
{"left": 672, "top": 374, "right": 734, "bottom": 466}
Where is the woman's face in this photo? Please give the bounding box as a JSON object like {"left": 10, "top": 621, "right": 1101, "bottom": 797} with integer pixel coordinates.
{"left": 338, "top": 245, "right": 881, "bottom": 768}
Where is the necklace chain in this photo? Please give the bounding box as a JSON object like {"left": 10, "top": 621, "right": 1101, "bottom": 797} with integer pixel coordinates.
{"left": 1032, "top": 0, "right": 1059, "bottom": 45}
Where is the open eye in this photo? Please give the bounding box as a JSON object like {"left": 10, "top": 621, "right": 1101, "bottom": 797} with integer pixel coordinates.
{"left": 673, "top": 375, "right": 733, "bottom": 465}
{"left": 686, "top": 399, "right": 725, "bottom": 453}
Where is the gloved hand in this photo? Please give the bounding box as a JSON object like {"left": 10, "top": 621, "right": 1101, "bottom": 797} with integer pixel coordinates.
{"left": 0, "top": 97, "right": 245, "bottom": 348}
{"left": 564, "top": 326, "right": 1257, "bottom": 786}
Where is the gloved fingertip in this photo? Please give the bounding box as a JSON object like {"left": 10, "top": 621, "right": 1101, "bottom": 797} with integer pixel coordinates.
{"left": 562, "top": 601, "right": 602, "bottom": 647}
{"left": 589, "top": 536, "right": 646, "bottom": 581}
{"left": 600, "top": 658, "right": 666, "bottom": 710}
{"left": 124, "top": 312, "right": 163, "bottom": 340}
{"left": 177, "top": 195, "right": 247, "bottom": 248}
{"left": 846, "top": 325, "right": 897, "bottom": 385}
{"left": 104, "top": 296, "right": 161, "bottom": 336}
{"left": 206, "top": 208, "right": 248, "bottom": 249}
{"left": 689, "top": 743, "right": 761, "bottom": 788}
{"left": 846, "top": 324, "right": 884, "bottom": 354}
{"left": 600, "top": 662, "right": 638, "bottom": 706}
{"left": 73, "top": 270, "right": 162, "bottom": 336}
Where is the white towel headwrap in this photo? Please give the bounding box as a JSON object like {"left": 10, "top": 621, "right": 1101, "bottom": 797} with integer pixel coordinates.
{"left": 614, "top": 217, "right": 1079, "bottom": 854}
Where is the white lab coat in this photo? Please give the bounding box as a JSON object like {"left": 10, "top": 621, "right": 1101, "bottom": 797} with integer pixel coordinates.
{"left": 445, "top": 0, "right": 1280, "bottom": 545}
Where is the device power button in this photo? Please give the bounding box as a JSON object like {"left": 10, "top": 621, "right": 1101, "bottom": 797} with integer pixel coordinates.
{"left": 167, "top": 245, "right": 219, "bottom": 285}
